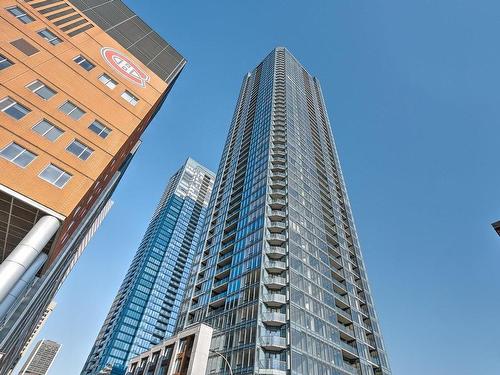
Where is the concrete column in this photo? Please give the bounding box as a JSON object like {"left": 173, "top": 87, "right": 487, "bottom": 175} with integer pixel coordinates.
{"left": 0, "top": 253, "right": 48, "bottom": 319}
{"left": 0, "top": 215, "right": 60, "bottom": 303}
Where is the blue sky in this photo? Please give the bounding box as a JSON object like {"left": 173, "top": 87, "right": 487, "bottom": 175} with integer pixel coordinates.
{"left": 18, "top": 1, "right": 500, "bottom": 374}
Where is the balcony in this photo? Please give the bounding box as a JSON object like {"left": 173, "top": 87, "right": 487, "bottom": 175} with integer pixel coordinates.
{"left": 269, "top": 198, "right": 286, "bottom": 209}
{"left": 209, "top": 291, "right": 227, "bottom": 308}
{"left": 335, "top": 292, "right": 350, "bottom": 308}
{"left": 271, "top": 157, "right": 286, "bottom": 164}
{"left": 217, "top": 251, "right": 233, "bottom": 265}
{"left": 260, "top": 336, "right": 287, "bottom": 351}
{"left": 266, "top": 246, "right": 286, "bottom": 259}
{"left": 262, "top": 293, "right": 286, "bottom": 307}
{"left": 343, "top": 361, "right": 361, "bottom": 375}
{"left": 361, "top": 320, "right": 373, "bottom": 332}
{"left": 272, "top": 136, "right": 286, "bottom": 145}
{"left": 268, "top": 221, "right": 286, "bottom": 233}
{"left": 264, "top": 276, "right": 286, "bottom": 289}
{"left": 268, "top": 210, "right": 286, "bottom": 221}
{"left": 270, "top": 162, "right": 285, "bottom": 172}
{"left": 270, "top": 179, "right": 286, "bottom": 189}
{"left": 270, "top": 172, "right": 286, "bottom": 180}
{"left": 369, "top": 354, "right": 381, "bottom": 367}
{"left": 272, "top": 144, "right": 286, "bottom": 152}
{"left": 213, "top": 277, "right": 229, "bottom": 292}
{"left": 336, "top": 306, "right": 352, "bottom": 321}
{"left": 267, "top": 234, "right": 286, "bottom": 246}
{"left": 269, "top": 188, "right": 286, "bottom": 198}
{"left": 258, "top": 359, "right": 287, "bottom": 374}
{"left": 261, "top": 312, "right": 286, "bottom": 326}
{"left": 338, "top": 324, "right": 355, "bottom": 340}
{"left": 340, "top": 341, "right": 358, "bottom": 356}
{"left": 215, "top": 263, "right": 231, "bottom": 278}
{"left": 264, "top": 260, "right": 286, "bottom": 273}
{"left": 190, "top": 300, "right": 201, "bottom": 310}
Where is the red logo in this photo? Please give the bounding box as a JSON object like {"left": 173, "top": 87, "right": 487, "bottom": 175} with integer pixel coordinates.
{"left": 100, "top": 47, "right": 150, "bottom": 87}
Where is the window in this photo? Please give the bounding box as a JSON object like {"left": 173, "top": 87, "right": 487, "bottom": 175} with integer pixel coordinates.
{"left": 88, "top": 120, "right": 111, "bottom": 139}
{"left": 98, "top": 74, "right": 117, "bottom": 90}
{"left": 32, "top": 119, "right": 63, "bottom": 141}
{"left": 10, "top": 39, "right": 38, "bottom": 56}
{"left": 0, "top": 97, "right": 30, "bottom": 120}
{"left": 121, "top": 91, "right": 139, "bottom": 106}
{"left": 39, "top": 164, "right": 71, "bottom": 188}
{"left": 59, "top": 101, "right": 85, "bottom": 120}
{"left": 66, "top": 140, "right": 93, "bottom": 160}
{"left": 37, "top": 28, "right": 62, "bottom": 45}
{"left": 0, "top": 142, "right": 36, "bottom": 167}
{"left": 0, "top": 54, "right": 13, "bottom": 70}
{"left": 7, "top": 6, "right": 34, "bottom": 24}
{"left": 73, "top": 55, "right": 94, "bottom": 71}
{"left": 26, "top": 80, "right": 56, "bottom": 100}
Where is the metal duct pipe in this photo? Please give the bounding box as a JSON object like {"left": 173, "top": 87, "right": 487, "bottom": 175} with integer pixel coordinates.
{"left": 0, "top": 215, "right": 60, "bottom": 303}
{"left": 0, "top": 253, "right": 48, "bottom": 319}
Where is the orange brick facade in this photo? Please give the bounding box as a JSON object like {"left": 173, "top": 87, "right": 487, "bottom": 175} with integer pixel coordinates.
{"left": 0, "top": 0, "right": 175, "bottom": 268}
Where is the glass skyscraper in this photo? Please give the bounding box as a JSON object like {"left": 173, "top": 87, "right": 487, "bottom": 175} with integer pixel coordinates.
{"left": 82, "top": 158, "right": 215, "bottom": 375}
{"left": 177, "top": 48, "right": 390, "bottom": 375}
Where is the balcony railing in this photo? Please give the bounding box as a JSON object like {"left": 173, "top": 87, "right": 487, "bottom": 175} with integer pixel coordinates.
{"left": 267, "top": 234, "right": 286, "bottom": 245}
{"left": 259, "top": 359, "right": 287, "bottom": 371}
{"left": 213, "top": 277, "right": 229, "bottom": 288}
{"left": 266, "top": 246, "right": 286, "bottom": 258}
{"left": 343, "top": 361, "right": 361, "bottom": 375}
{"left": 340, "top": 341, "right": 358, "bottom": 354}
{"left": 260, "top": 336, "right": 287, "bottom": 350}
{"left": 264, "top": 260, "right": 286, "bottom": 272}
{"left": 262, "top": 293, "right": 286, "bottom": 306}
{"left": 261, "top": 312, "right": 287, "bottom": 326}
{"left": 210, "top": 291, "right": 227, "bottom": 302}
{"left": 264, "top": 276, "right": 286, "bottom": 288}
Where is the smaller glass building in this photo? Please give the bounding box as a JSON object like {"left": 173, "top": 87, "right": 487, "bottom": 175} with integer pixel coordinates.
{"left": 82, "top": 158, "right": 215, "bottom": 375}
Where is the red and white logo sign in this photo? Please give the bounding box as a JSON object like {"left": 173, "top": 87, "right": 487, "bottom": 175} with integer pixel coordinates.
{"left": 100, "top": 47, "right": 150, "bottom": 88}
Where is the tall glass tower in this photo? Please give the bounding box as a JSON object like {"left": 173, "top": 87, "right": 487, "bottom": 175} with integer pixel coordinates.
{"left": 82, "top": 158, "right": 215, "bottom": 375}
{"left": 177, "top": 48, "right": 391, "bottom": 375}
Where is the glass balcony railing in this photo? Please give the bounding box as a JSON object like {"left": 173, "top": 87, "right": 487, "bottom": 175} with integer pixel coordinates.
{"left": 264, "top": 276, "right": 286, "bottom": 287}
{"left": 267, "top": 234, "right": 286, "bottom": 242}
{"left": 270, "top": 188, "right": 286, "bottom": 197}
{"left": 268, "top": 221, "right": 286, "bottom": 231}
{"left": 265, "top": 260, "right": 286, "bottom": 271}
{"left": 213, "top": 277, "right": 229, "bottom": 288}
{"left": 343, "top": 361, "right": 361, "bottom": 375}
{"left": 210, "top": 291, "right": 227, "bottom": 302}
{"left": 260, "top": 336, "right": 287, "bottom": 349}
{"left": 266, "top": 246, "right": 286, "bottom": 257}
{"left": 218, "top": 251, "right": 233, "bottom": 263}
{"left": 369, "top": 354, "right": 381, "bottom": 366}
{"left": 335, "top": 292, "right": 349, "bottom": 305}
{"left": 262, "top": 293, "right": 286, "bottom": 305}
{"left": 259, "top": 359, "right": 287, "bottom": 371}
{"left": 269, "top": 198, "right": 286, "bottom": 207}
{"left": 268, "top": 210, "right": 286, "bottom": 219}
{"left": 215, "top": 263, "right": 231, "bottom": 275}
{"left": 261, "top": 312, "right": 286, "bottom": 325}
{"left": 340, "top": 341, "right": 358, "bottom": 354}
{"left": 336, "top": 306, "right": 351, "bottom": 320}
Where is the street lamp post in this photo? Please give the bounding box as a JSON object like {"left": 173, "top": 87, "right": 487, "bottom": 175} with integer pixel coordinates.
{"left": 209, "top": 349, "right": 233, "bottom": 375}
